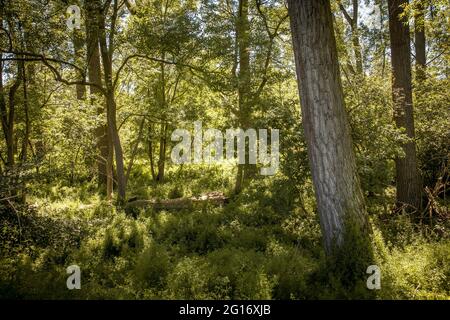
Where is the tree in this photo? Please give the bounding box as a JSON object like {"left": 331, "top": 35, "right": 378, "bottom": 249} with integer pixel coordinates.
{"left": 73, "top": 25, "right": 85, "bottom": 99}
{"left": 0, "top": 18, "right": 23, "bottom": 168}
{"left": 388, "top": 0, "right": 422, "bottom": 211}
{"left": 124, "top": 0, "right": 202, "bottom": 184}
{"left": 338, "top": 0, "right": 364, "bottom": 75}
{"left": 414, "top": 0, "right": 427, "bottom": 79}
{"left": 96, "top": 0, "right": 127, "bottom": 203}
{"left": 234, "top": 0, "right": 251, "bottom": 194}
{"left": 85, "top": 0, "right": 113, "bottom": 198}
{"left": 287, "top": 0, "right": 371, "bottom": 258}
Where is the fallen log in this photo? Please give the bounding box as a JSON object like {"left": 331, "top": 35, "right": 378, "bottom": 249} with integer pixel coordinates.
{"left": 125, "top": 191, "right": 229, "bottom": 210}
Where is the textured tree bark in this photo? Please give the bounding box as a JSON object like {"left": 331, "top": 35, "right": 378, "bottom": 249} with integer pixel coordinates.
{"left": 414, "top": 0, "right": 426, "bottom": 80}
{"left": 388, "top": 0, "right": 422, "bottom": 211}
{"left": 287, "top": 0, "right": 370, "bottom": 255}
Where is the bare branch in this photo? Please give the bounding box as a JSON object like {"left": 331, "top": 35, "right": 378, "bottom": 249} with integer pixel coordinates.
{"left": 338, "top": 1, "right": 354, "bottom": 26}
{"left": 0, "top": 49, "right": 107, "bottom": 95}
{"left": 113, "top": 54, "right": 177, "bottom": 89}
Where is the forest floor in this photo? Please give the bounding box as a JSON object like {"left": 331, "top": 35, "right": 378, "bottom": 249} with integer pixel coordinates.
{"left": 1, "top": 164, "right": 449, "bottom": 299}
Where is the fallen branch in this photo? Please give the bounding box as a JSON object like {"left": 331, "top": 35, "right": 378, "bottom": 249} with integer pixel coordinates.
{"left": 126, "top": 191, "right": 229, "bottom": 210}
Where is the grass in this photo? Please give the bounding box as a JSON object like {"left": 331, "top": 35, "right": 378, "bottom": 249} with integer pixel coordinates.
{"left": 0, "top": 164, "right": 449, "bottom": 300}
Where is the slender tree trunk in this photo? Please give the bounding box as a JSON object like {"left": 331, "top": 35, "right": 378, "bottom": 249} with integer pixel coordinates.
{"left": 287, "top": 0, "right": 371, "bottom": 256}
{"left": 378, "top": 0, "right": 387, "bottom": 77}
{"left": 352, "top": 31, "right": 363, "bottom": 74}
{"left": 351, "top": 1, "right": 363, "bottom": 74}
{"left": 1, "top": 6, "right": 22, "bottom": 170}
{"left": 156, "top": 123, "right": 167, "bottom": 182}
{"left": 388, "top": 0, "right": 422, "bottom": 211}
{"left": 0, "top": 3, "right": 5, "bottom": 167}
{"left": 96, "top": 0, "right": 127, "bottom": 202}
{"left": 0, "top": 56, "right": 6, "bottom": 165}
{"left": 0, "top": 6, "right": 5, "bottom": 164}
{"left": 105, "top": 90, "right": 126, "bottom": 202}
{"left": 414, "top": 0, "right": 426, "bottom": 80}
{"left": 71, "top": 13, "right": 84, "bottom": 189}
{"left": 125, "top": 117, "right": 145, "bottom": 184}
{"left": 20, "top": 62, "right": 31, "bottom": 202}
{"left": 106, "top": 123, "right": 114, "bottom": 199}
{"left": 21, "top": 62, "right": 29, "bottom": 164}
{"left": 155, "top": 56, "right": 167, "bottom": 183}
{"left": 86, "top": 0, "right": 112, "bottom": 197}
{"left": 74, "top": 28, "right": 85, "bottom": 100}
{"left": 148, "top": 124, "right": 157, "bottom": 181}
{"left": 6, "top": 62, "right": 23, "bottom": 167}
{"left": 235, "top": 0, "right": 251, "bottom": 194}
{"left": 339, "top": 0, "right": 364, "bottom": 75}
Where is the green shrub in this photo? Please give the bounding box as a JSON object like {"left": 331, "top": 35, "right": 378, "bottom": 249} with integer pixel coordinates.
{"left": 154, "top": 210, "right": 226, "bottom": 254}
{"left": 166, "top": 257, "right": 211, "bottom": 299}
{"left": 134, "top": 243, "right": 171, "bottom": 289}
{"left": 265, "top": 241, "right": 318, "bottom": 299}
{"left": 168, "top": 185, "right": 184, "bottom": 199}
{"left": 379, "top": 241, "right": 450, "bottom": 299}
{"left": 101, "top": 215, "right": 147, "bottom": 259}
{"left": 206, "top": 248, "right": 273, "bottom": 299}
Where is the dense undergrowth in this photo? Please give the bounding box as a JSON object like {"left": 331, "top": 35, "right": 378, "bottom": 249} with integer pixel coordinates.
{"left": 1, "top": 165, "right": 449, "bottom": 300}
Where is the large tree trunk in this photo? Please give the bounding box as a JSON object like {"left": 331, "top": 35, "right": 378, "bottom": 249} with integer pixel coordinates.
{"left": 388, "top": 0, "right": 422, "bottom": 211}
{"left": 234, "top": 0, "right": 251, "bottom": 194}
{"left": 414, "top": 0, "right": 426, "bottom": 80}
{"left": 287, "top": 0, "right": 370, "bottom": 256}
